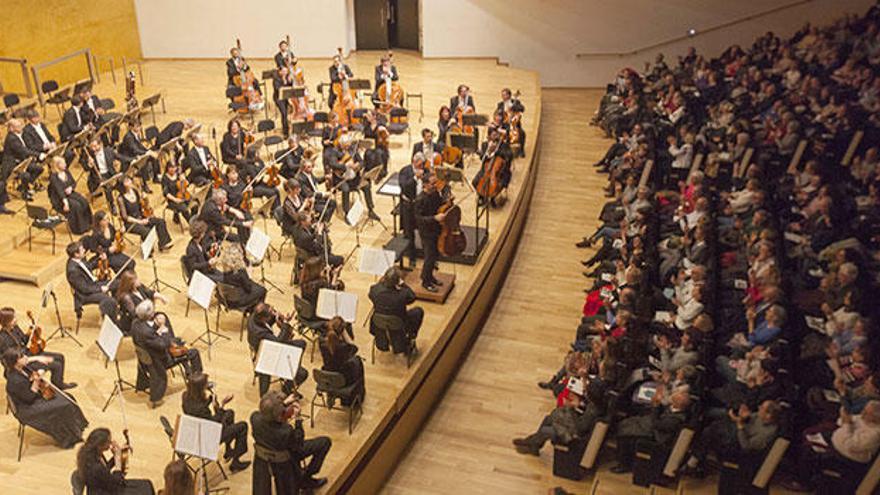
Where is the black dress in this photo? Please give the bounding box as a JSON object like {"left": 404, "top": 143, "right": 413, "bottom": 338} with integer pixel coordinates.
{"left": 85, "top": 224, "right": 135, "bottom": 272}
{"left": 5, "top": 371, "right": 87, "bottom": 448}
{"left": 49, "top": 171, "right": 92, "bottom": 234}
{"left": 80, "top": 453, "right": 155, "bottom": 495}
{"left": 318, "top": 339, "right": 365, "bottom": 405}
{"left": 118, "top": 191, "right": 172, "bottom": 248}
{"left": 160, "top": 173, "right": 194, "bottom": 221}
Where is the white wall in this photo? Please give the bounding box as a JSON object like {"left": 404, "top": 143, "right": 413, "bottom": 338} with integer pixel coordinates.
{"left": 421, "top": 0, "right": 876, "bottom": 87}
{"left": 133, "top": 0, "right": 351, "bottom": 59}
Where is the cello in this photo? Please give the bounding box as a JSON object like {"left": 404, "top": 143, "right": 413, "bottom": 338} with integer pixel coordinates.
{"left": 475, "top": 135, "right": 507, "bottom": 202}
{"left": 331, "top": 47, "right": 358, "bottom": 127}
{"left": 231, "top": 39, "right": 264, "bottom": 113}
{"left": 376, "top": 51, "right": 404, "bottom": 114}
{"left": 437, "top": 194, "right": 466, "bottom": 257}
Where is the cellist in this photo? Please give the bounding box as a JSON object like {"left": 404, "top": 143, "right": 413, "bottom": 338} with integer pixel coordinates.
{"left": 496, "top": 88, "right": 526, "bottom": 157}
{"left": 472, "top": 127, "right": 514, "bottom": 207}
{"left": 328, "top": 52, "right": 353, "bottom": 110}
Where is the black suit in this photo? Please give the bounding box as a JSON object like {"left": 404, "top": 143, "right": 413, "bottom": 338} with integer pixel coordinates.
{"left": 250, "top": 411, "right": 331, "bottom": 493}
{"left": 273, "top": 71, "right": 294, "bottom": 136}
{"left": 65, "top": 258, "right": 117, "bottom": 319}
{"left": 373, "top": 65, "right": 398, "bottom": 90}
{"left": 411, "top": 141, "right": 445, "bottom": 160}
{"left": 292, "top": 224, "right": 342, "bottom": 267}
{"left": 414, "top": 189, "right": 443, "bottom": 285}
{"left": 497, "top": 98, "right": 526, "bottom": 156}
{"left": 221, "top": 131, "right": 248, "bottom": 168}
{"left": 295, "top": 171, "right": 335, "bottom": 219}
{"left": 60, "top": 105, "right": 86, "bottom": 141}
{"left": 81, "top": 95, "right": 102, "bottom": 125}
{"left": 120, "top": 130, "right": 159, "bottom": 183}
{"left": 368, "top": 282, "right": 424, "bottom": 353}
{"left": 276, "top": 146, "right": 303, "bottom": 179}
{"left": 131, "top": 319, "right": 171, "bottom": 402}
{"left": 327, "top": 64, "right": 353, "bottom": 108}
{"left": 199, "top": 199, "right": 249, "bottom": 244}
{"left": 398, "top": 164, "right": 419, "bottom": 263}
{"left": 85, "top": 147, "right": 119, "bottom": 208}
{"left": 226, "top": 57, "right": 260, "bottom": 91}
{"left": 246, "top": 313, "right": 307, "bottom": 396}
{"left": 450, "top": 95, "right": 476, "bottom": 112}
{"left": 22, "top": 122, "right": 56, "bottom": 154}
{"left": 1, "top": 132, "right": 42, "bottom": 192}
{"left": 185, "top": 145, "right": 214, "bottom": 186}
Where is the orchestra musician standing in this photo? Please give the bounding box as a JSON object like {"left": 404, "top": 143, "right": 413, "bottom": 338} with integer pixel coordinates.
{"left": 3, "top": 348, "right": 88, "bottom": 449}
{"left": 48, "top": 156, "right": 93, "bottom": 234}
{"left": 497, "top": 88, "right": 526, "bottom": 157}
{"left": 398, "top": 153, "right": 427, "bottom": 267}
{"left": 327, "top": 52, "right": 353, "bottom": 110}
{"left": 414, "top": 176, "right": 446, "bottom": 292}
{"left": 273, "top": 66, "right": 296, "bottom": 138}
{"left": 274, "top": 39, "right": 294, "bottom": 70}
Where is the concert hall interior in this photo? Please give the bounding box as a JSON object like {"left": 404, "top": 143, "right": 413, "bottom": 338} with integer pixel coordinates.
{"left": 1, "top": 1, "right": 880, "bottom": 494}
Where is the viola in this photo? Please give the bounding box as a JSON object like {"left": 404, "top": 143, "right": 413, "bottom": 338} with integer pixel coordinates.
{"left": 176, "top": 177, "right": 192, "bottom": 201}
{"left": 437, "top": 197, "right": 467, "bottom": 257}
{"left": 25, "top": 310, "right": 46, "bottom": 356}
{"left": 140, "top": 195, "right": 153, "bottom": 217}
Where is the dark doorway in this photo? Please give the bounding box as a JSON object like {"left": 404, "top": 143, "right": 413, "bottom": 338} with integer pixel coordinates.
{"left": 355, "top": 0, "right": 420, "bottom": 51}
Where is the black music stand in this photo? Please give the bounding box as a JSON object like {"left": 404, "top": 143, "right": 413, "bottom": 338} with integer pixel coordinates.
{"left": 450, "top": 133, "right": 478, "bottom": 154}
{"left": 90, "top": 172, "right": 123, "bottom": 203}
{"left": 141, "top": 93, "right": 163, "bottom": 126}
{"left": 260, "top": 69, "right": 276, "bottom": 81}
{"left": 44, "top": 285, "right": 83, "bottom": 347}
{"left": 291, "top": 121, "right": 313, "bottom": 136}
{"left": 126, "top": 154, "right": 150, "bottom": 181}
{"left": 462, "top": 113, "right": 489, "bottom": 127}
{"left": 73, "top": 79, "right": 92, "bottom": 96}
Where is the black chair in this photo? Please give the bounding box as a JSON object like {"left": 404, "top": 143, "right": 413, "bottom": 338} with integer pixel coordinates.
{"left": 271, "top": 205, "right": 294, "bottom": 262}
{"left": 4, "top": 93, "right": 21, "bottom": 109}
{"left": 813, "top": 449, "right": 880, "bottom": 495}
{"left": 8, "top": 393, "right": 27, "bottom": 461}
{"left": 349, "top": 109, "right": 368, "bottom": 133}
{"left": 215, "top": 281, "right": 255, "bottom": 341}
{"left": 387, "top": 107, "right": 410, "bottom": 145}
{"left": 307, "top": 112, "right": 329, "bottom": 145}
{"left": 226, "top": 87, "right": 247, "bottom": 114}
{"left": 310, "top": 369, "right": 363, "bottom": 434}
{"left": 180, "top": 257, "right": 192, "bottom": 317}
{"left": 26, "top": 204, "right": 65, "bottom": 254}
{"left": 257, "top": 119, "right": 283, "bottom": 148}
{"left": 370, "top": 313, "right": 416, "bottom": 368}
{"left": 717, "top": 405, "right": 792, "bottom": 495}
{"left": 293, "top": 295, "right": 323, "bottom": 362}
{"left": 43, "top": 80, "right": 71, "bottom": 119}
{"left": 99, "top": 98, "right": 115, "bottom": 110}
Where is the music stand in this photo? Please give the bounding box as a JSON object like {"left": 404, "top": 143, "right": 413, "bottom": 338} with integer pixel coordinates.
{"left": 90, "top": 172, "right": 122, "bottom": 202}
{"left": 245, "top": 137, "right": 264, "bottom": 160}
{"left": 349, "top": 79, "right": 371, "bottom": 91}
{"left": 291, "top": 120, "right": 313, "bottom": 135}
{"left": 126, "top": 153, "right": 150, "bottom": 179}
{"left": 245, "top": 227, "right": 283, "bottom": 294}
{"left": 97, "top": 316, "right": 134, "bottom": 411}
{"left": 41, "top": 141, "right": 68, "bottom": 166}
{"left": 280, "top": 87, "right": 307, "bottom": 101}
{"left": 462, "top": 113, "right": 489, "bottom": 127}
{"left": 188, "top": 271, "right": 227, "bottom": 359}
{"left": 260, "top": 69, "right": 277, "bottom": 81}
{"left": 143, "top": 227, "right": 180, "bottom": 292}
{"left": 121, "top": 107, "right": 140, "bottom": 125}
{"left": 450, "top": 132, "right": 478, "bottom": 154}
{"left": 173, "top": 414, "right": 228, "bottom": 494}
{"left": 359, "top": 166, "right": 387, "bottom": 230}
{"left": 141, "top": 93, "right": 163, "bottom": 126}
{"left": 44, "top": 283, "right": 83, "bottom": 346}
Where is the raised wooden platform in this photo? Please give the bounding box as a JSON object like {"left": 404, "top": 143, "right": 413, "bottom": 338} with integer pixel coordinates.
{"left": 405, "top": 270, "right": 455, "bottom": 303}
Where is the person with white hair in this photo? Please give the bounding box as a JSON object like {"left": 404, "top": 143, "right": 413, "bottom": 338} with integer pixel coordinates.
{"left": 198, "top": 186, "right": 253, "bottom": 243}
{"left": 184, "top": 132, "right": 217, "bottom": 186}
{"left": 131, "top": 299, "right": 203, "bottom": 408}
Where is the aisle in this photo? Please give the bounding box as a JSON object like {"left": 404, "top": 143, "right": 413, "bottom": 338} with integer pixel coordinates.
{"left": 382, "top": 89, "right": 608, "bottom": 494}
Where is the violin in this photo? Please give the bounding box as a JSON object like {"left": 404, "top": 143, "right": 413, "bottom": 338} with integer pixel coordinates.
{"left": 176, "top": 176, "right": 192, "bottom": 201}
{"left": 113, "top": 229, "right": 125, "bottom": 253}
{"left": 25, "top": 310, "right": 47, "bottom": 356}
{"left": 375, "top": 126, "right": 390, "bottom": 149}
{"left": 25, "top": 368, "right": 55, "bottom": 400}
{"left": 118, "top": 430, "right": 133, "bottom": 474}
{"left": 240, "top": 188, "right": 253, "bottom": 211}
{"left": 169, "top": 341, "right": 189, "bottom": 358}
{"left": 210, "top": 160, "right": 223, "bottom": 189}
{"left": 265, "top": 162, "right": 281, "bottom": 188}
{"left": 96, "top": 256, "right": 112, "bottom": 281}
{"left": 140, "top": 194, "right": 153, "bottom": 217}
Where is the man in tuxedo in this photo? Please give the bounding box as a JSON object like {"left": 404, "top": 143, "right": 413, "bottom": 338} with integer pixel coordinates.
{"left": 450, "top": 84, "right": 476, "bottom": 113}
{"left": 85, "top": 137, "right": 119, "bottom": 209}
{"left": 184, "top": 133, "right": 215, "bottom": 186}
{"left": 276, "top": 135, "right": 303, "bottom": 179}
{"left": 327, "top": 53, "right": 353, "bottom": 109}
{"left": 225, "top": 47, "right": 261, "bottom": 93}
{"left": 368, "top": 266, "right": 423, "bottom": 353}
{"left": 295, "top": 159, "right": 335, "bottom": 220}
{"left": 373, "top": 55, "right": 398, "bottom": 104}
{"left": 183, "top": 220, "right": 266, "bottom": 305}
{"left": 398, "top": 153, "right": 427, "bottom": 266}
{"left": 411, "top": 128, "right": 445, "bottom": 161}
{"left": 60, "top": 95, "right": 87, "bottom": 142}
{"left": 2, "top": 118, "right": 42, "bottom": 200}
{"left": 119, "top": 120, "right": 159, "bottom": 192}
{"left": 199, "top": 188, "right": 253, "bottom": 243}
{"left": 414, "top": 176, "right": 445, "bottom": 292}
{"left": 64, "top": 241, "right": 117, "bottom": 318}
{"left": 291, "top": 212, "right": 343, "bottom": 268}
{"left": 274, "top": 39, "right": 294, "bottom": 70}
{"left": 23, "top": 110, "right": 57, "bottom": 157}
{"left": 78, "top": 87, "right": 104, "bottom": 126}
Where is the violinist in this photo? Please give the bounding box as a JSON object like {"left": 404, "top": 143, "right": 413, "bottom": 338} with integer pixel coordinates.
{"left": 85, "top": 210, "right": 135, "bottom": 273}
{"left": 246, "top": 302, "right": 308, "bottom": 396}
{"left": 274, "top": 38, "right": 295, "bottom": 70}
{"left": 399, "top": 153, "right": 427, "bottom": 267}
{"left": 162, "top": 161, "right": 196, "bottom": 224}
{"left": 497, "top": 88, "right": 526, "bottom": 157}
{"left": 281, "top": 179, "right": 308, "bottom": 235}
{"left": 276, "top": 135, "right": 304, "bottom": 179}
{"left": 48, "top": 156, "right": 93, "bottom": 235}
{"left": 472, "top": 126, "right": 514, "bottom": 207}
{"left": 327, "top": 52, "right": 353, "bottom": 110}
{"left": 76, "top": 427, "right": 155, "bottom": 494}
{"left": 323, "top": 133, "right": 379, "bottom": 219}
{"left": 114, "top": 270, "right": 170, "bottom": 335}
{"left": 198, "top": 188, "right": 253, "bottom": 244}
{"left": 3, "top": 348, "right": 88, "bottom": 450}
{"left": 183, "top": 220, "right": 267, "bottom": 306}
{"left": 321, "top": 111, "right": 344, "bottom": 150}
{"left": 226, "top": 47, "right": 260, "bottom": 94}
{"left": 120, "top": 119, "right": 161, "bottom": 192}
{"left": 414, "top": 176, "right": 445, "bottom": 292}
{"left": 182, "top": 372, "right": 251, "bottom": 473}
{"left": 299, "top": 256, "right": 345, "bottom": 311}
{"left": 0, "top": 307, "right": 74, "bottom": 390}
{"left": 250, "top": 390, "right": 331, "bottom": 490}
{"left": 318, "top": 316, "right": 365, "bottom": 404}
{"left": 117, "top": 175, "right": 174, "bottom": 251}
{"left": 84, "top": 137, "right": 120, "bottom": 212}
{"left": 292, "top": 212, "right": 343, "bottom": 269}
{"left": 411, "top": 128, "right": 445, "bottom": 161}
{"left": 131, "top": 300, "right": 203, "bottom": 407}
{"left": 183, "top": 132, "right": 216, "bottom": 187}
{"left": 65, "top": 241, "right": 118, "bottom": 320}
{"left": 295, "top": 158, "right": 336, "bottom": 220}
{"left": 437, "top": 105, "right": 453, "bottom": 145}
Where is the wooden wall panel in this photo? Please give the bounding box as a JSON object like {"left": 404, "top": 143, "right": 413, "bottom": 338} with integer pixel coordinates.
{"left": 0, "top": 0, "right": 141, "bottom": 94}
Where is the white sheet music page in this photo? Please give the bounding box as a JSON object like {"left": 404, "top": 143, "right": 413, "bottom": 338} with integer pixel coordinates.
{"left": 316, "top": 288, "right": 358, "bottom": 323}
{"left": 245, "top": 227, "right": 271, "bottom": 261}
{"left": 359, "top": 247, "right": 396, "bottom": 276}
{"left": 188, "top": 271, "right": 216, "bottom": 310}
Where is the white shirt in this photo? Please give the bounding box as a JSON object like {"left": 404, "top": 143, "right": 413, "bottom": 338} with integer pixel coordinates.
{"left": 77, "top": 259, "right": 97, "bottom": 282}
{"left": 196, "top": 147, "right": 208, "bottom": 166}
{"left": 30, "top": 124, "right": 50, "bottom": 146}
{"left": 95, "top": 150, "right": 108, "bottom": 175}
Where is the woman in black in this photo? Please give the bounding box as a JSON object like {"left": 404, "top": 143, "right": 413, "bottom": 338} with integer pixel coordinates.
{"left": 437, "top": 105, "right": 453, "bottom": 144}
{"left": 281, "top": 179, "right": 307, "bottom": 236}
{"left": 160, "top": 460, "right": 194, "bottom": 495}
{"left": 76, "top": 427, "right": 155, "bottom": 495}
{"left": 114, "top": 270, "right": 168, "bottom": 335}
{"left": 362, "top": 109, "right": 389, "bottom": 176}
{"left": 298, "top": 256, "right": 344, "bottom": 308}
{"left": 117, "top": 175, "right": 173, "bottom": 251}
{"left": 318, "top": 317, "right": 365, "bottom": 405}
{"left": 2, "top": 348, "right": 87, "bottom": 449}
{"left": 0, "top": 307, "right": 74, "bottom": 390}
{"left": 86, "top": 211, "right": 135, "bottom": 273}
{"left": 48, "top": 156, "right": 92, "bottom": 234}
{"left": 181, "top": 372, "right": 250, "bottom": 473}
{"left": 161, "top": 161, "right": 196, "bottom": 224}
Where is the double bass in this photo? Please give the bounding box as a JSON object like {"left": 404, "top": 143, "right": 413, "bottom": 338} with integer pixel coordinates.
{"left": 437, "top": 193, "right": 466, "bottom": 257}
{"left": 231, "top": 39, "right": 264, "bottom": 113}
{"left": 331, "top": 47, "right": 358, "bottom": 127}
{"left": 376, "top": 51, "right": 404, "bottom": 114}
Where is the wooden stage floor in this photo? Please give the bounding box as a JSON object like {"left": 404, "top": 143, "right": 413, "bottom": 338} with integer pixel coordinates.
{"left": 0, "top": 53, "right": 540, "bottom": 493}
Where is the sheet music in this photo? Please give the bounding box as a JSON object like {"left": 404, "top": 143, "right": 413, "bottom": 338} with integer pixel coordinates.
{"left": 40, "top": 282, "right": 53, "bottom": 308}
{"left": 141, "top": 227, "right": 158, "bottom": 260}
{"left": 254, "top": 340, "right": 304, "bottom": 381}
{"left": 358, "top": 247, "right": 396, "bottom": 276}
{"left": 174, "top": 414, "right": 223, "bottom": 461}
{"left": 96, "top": 316, "right": 124, "bottom": 361}
{"left": 316, "top": 288, "right": 358, "bottom": 323}
{"left": 245, "top": 227, "right": 271, "bottom": 261}
{"left": 346, "top": 199, "right": 365, "bottom": 226}
{"left": 187, "top": 271, "right": 216, "bottom": 310}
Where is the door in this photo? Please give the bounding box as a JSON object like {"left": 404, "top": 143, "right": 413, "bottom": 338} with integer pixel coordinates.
{"left": 394, "top": 0, "right": 419, "bottom": 51}
{"left": 355, "top": 0, "right": 390, "bottom": 50}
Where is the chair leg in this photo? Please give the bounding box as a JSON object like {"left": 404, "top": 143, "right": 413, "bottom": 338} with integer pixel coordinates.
{"left": 17, "top": 424, "right": 24, "bottom": 461}
{"left": 310, "top": 392, "right": 318, "bottom": 428}
{"left": 185, "top": 299, "right": 191, "bottom": 317}
{"left": 239, "top": 314, "right": 246, "bottom": 341}
{"left": 371, "top": 339, "right": 376, "bottom": 364}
